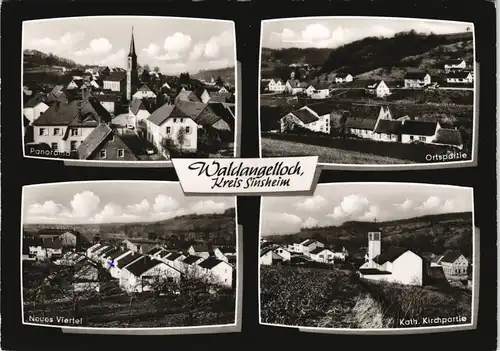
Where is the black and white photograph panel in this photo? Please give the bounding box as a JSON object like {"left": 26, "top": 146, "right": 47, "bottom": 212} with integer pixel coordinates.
{"left": 22, "top": 16, "right": 237, "bottom": 162}
{"left": 259, "top": 183, "right": 475, "bottom": 330}
{"left": 259, "top": 17, "right": 475, "bottom": 167}
{"left": 21, "top": 181, "right": 238, "bottom": 329}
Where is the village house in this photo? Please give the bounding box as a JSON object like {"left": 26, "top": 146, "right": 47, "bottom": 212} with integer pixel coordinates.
{"left": 31, "top": 97, "right": 112, "bottom": 154}
{"left": 24, "top": 238, "right": 45, "bottom": 260}
{"left": 404, "top": 72, "right": 431, "bottom": 88}
{"left": 122, "top": 239, "right": 158, "bottom": 254}
{"left": 175, "top": 89, "right": 202, "bottom": 104}
{"left": 365, "top": 80, "right": 391, "bottom": 98}
{"left": 444, "top": 59, "right": 466, "bottom": 72}
{"left": 145, "top": 100, "right": 200, "bottom": 154}
{"left": 59, "top": 231, "right": 78, "bottom": 248}
{"left": 73, "top": 262, "right": 101, "bottom": 292}
{"left": 335, "top": 73, "right": 353, "bottom": 84}
{"left": 111, "top": 251, "right": 142, "bottom": 279}
{"left": 187, "top": 244, "right": 211, "bottom": 259}
{"left": 90, "top": 245, "right": 111, "bottom": 261}
{"left": 273, "top": 246, "right": 291, "bottom": 261}
{"left": 95, "top": 93, "right": 119, "bottom": 116}
{"left": 300, "top": 239, "right": 325, "bottom": 256}
{"left": 42, "top": 238, "right": 63, "bottom": 259}
{"left": 260, "top": 247, "right": 285, "bottom": 265}
{"left": 262, "top": 78, "right": 286, "bottom": 93}
{"left": 23, "top": 95, "right": 49, "bottom": 125}
{"left": 146, "top": 246, "right": 166, "bottom": 259}
{"left": 86, "top": 243, "right": 102, "bottom": 258}
{"left": 218, "top": 86, "right": 229, "bottom": 94}
{"left": 305, "top": 82, "right": 331, "bottom": 99}
{"left": 309, "top": 247, "right": 336, "bottom": 263}
{"left": 120, "top": 255, "right": 182, "bottom": 293}
{"left": 132, "top": 84, "right": 157, "bottom": 100}
{"left": 430, "top": 250, "right": 469, "bottom": 276}
{"left": 280, "top": 103, "right": 331, "bottom": 134}
{"left": 97, "top": 247, "right": 121, "bottom": 266}
{"left": 400, "top": 120, "right": 441, "bottom": 144}
{"left": 358, "top": 231, "right": 423, "bottom": 286}
{"left": 66, "top": 76, "right": 85, "bottom": 91}
{"left": 446, "top": 71, "right": 473, "bottom": 84}
{"left": 104, "top": 248, "right": 133, "bottom": 271}
{"left": 164, "top": 252, "right": 187, "bottom": 271}
{"left": 76, "top": 123, "right": 141, "bottom": 161}
{"left": 46, "top": 85, "right": 68, "bottom": 104}
{"left": 103, "top": 71, "right": 127, "bottom": 94}
{"left": 213, "top": 246, "right": 237, "bottom": 263}
{"left": 197, "top": 257, "right": 233, "bottom": 288}
{"left": 285, "top": 79, "right": 305, "bottom": 95}
{"left": 332, "top": 245, "right": 349, "bottom": 260}
{"left": 181, "top": 255, "right": 206, "bottom": 277}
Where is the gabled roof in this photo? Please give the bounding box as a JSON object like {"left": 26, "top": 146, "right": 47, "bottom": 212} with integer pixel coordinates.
{"left": 310, "top": 82, "right": 331, "bottom": 90}
{"left": 116, "top": 253, "right": 143, "bottom": 269}
{"left": 288, "top": 108, "right": 318, "bottom": 124}
{"left": 447, "top": 71, "right": 471, "bottom": 79}
{"left": 433, "top": 128, "right": 463, "bottom": 146}
{"left": 76, "top": 123, "right": 113, "bottom": 159}
{"left": 95, "top": 94, "right": 118, "bottom": 103}
{"left": 260, "top": 247, "right": 273, "bottom": 256}
{"left": 400, "top": 120, "right": 438, "bottom": 136}
{"left": 125, "top": 256, "right": 163, "bottom": 277}
{"left": 404, "top": 72, "right": 429, "bottom": 80}
{"left": 366, "top": 80, "right": 386, "bottom": 89}
{"left": 130, "top": 98, "right": 148, "bottom": 115}
{"left": 97, "top": 246, "right": 117, "bottom": 257}
{"left": 206, "top": 102, "right": 235, "bottom": 129}
{"left": 108, "top": 249, "right": 131, "bottom": 261}
{"left": 344, "top": 117, "right": 377, "bottom": 130}
{"left": 374, "top": 119, "right": 402, "bottom": 134}
{"left": 336, "top": 72, "right": 352, "bottom": 78}
{"left": 198, "top": 257, "right": 225, "bottom": 270}
{"left": 302, "top": 239, "right": 318, "bottom": 247}
{"left": 444, "top": 59, "right": 465, "bottom": 65}
{"left": 166, "top": 252, "right": 183, "bottom": 261}
{"left": 190, "top": 244, "right": 210, "bottom": 252}
{"left": 101, "top": 247, "right": 121, "bottom": 258}
{"left": 24, "top": 93, "right": 47, "bottom": 108}
{"left": 217, "top": 246, "right": 236, "bottom": 254}
{"left": 32, "top": 98, "right": 111, "bottom": 126}
{"left": 309, "top": 247, "right": 332, "bottom": 255}
{"left": 286, "top": 79, "right": 304, "bottom": 88}
{"left": 137, "top": 84, "right": 153, "bottom": 92}
{"left": 146, "top": 247, "right": 164, "bottom": 256}
{"left": 104, "top": 71, "right": 127, "bottom": 82}
{"left": 440, "top": 250, "right": 464, "bottom": 264}
{"left": 372, "top": 247, "right": 410, "bottom": 265}
{"left": 183, "top": 255, "right": 203, "bottom": 264}
{"left": 304, "top": 103, "right": 335, "bottom": 116}
{"left": 43, "top": 238, "right": 62, "bottom": 249}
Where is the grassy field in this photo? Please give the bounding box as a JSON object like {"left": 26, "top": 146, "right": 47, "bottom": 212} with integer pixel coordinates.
{"left": 260, "top": 265, "right": 472, "bottom": 329}
{"left": 262, "top": 137, "right": 416, "bottom": 164}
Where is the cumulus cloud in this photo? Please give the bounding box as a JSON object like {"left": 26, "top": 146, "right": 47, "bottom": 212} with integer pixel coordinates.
{"left": 126, "top": 199, "right": 151, "bottom": 214}
{"left": 263, "top": 212, "right": 303, "bottom": 235}
{"left": 416, "top": 196, "right": 442, "bottom": 211}
{"left": 142, "top": 43, "right": 160, "bottom": 57}
{"left": 293, "top": 195, "right": 327, "bottom": 212}
{"left": 301, "top": 24, "right": 331, "bottom": 43}
{"left": 394, "top": 199, "right": 415, "bottom": 211}
{"left": 187, "top": 29, "right": 234, "bottom": 62}
{"left": 26, "top": 201, "right": 68, "bottom": 217}
{"left": 163, "top": 32, "right": 192, "bottom": 57}
{"left": 190, "top": 200, "right": 227, "bottom": 214}
{"left": 280, "top": 28, "right": 296, "bottom": 41}
{"left": 27, "top": 31, "right": 85, "bottom": 53}
{"left": 152, "top": 195, "right": 179, "bottom": 213}
{"left": 326, "top": 194, "right": 373, "bottom": 222}
{"left": 359, "top": 205, "right": 381, "bottom": 221}
{"left": 189, "top": 42, "right": 206, "bottom": 61}
{"left": 99, "top": 48, "right": 127, "bottom": 67}
{"left": 302, "top": 217, "right": 319, "bottom": 229}
{"left": 74, "top": 37, "right": 112, "bottom": 56}
{"left": 70, "top": 191, "right": 100, "bottom": 218}
{"left": 327, "top": 206, "right": 347, "bottom": 219}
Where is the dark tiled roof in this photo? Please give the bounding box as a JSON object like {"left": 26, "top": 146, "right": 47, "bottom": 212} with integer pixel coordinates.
{"left": 374, "top": 119, "right": 402, "bottom": 134}
{"left": 183, "top": 255, "right": 203, "bottom": 264}
{"left": 289, "top": 109, "right": 319, "bottom": 124}
{"left": 433, "top": 128, "right": 463, "bottom": 146}
{"left": 301, "top": 239, "right": 314, "bottom": 246}
{"left": 191, "top": 245, "right": 210, "bottom": 252}
{"left": 447, "top": 71, "right": 471, "bottom": 79}
{"left": 95, "top": 94, "right": 118, "bottom": 103}
{"left": 24, "top": 238, "right": 43, "bottom": 247}
{"left": 108, "top": 249, "right": 130, "bottom": 260}
{"left": 345, "top": 117, "right": 377, "bottom": 130}
{"left": 373, "top": 247, "right": 410, "bottom": 265}
{"left": 401, "top": 120, "right": 438, "bottom": 136}
{"left": 104, "top": 71, "right": 127, "bottom": 82}
{"left": 309, "top": 247, "right": 328, "bottom": 255}
{"left": 427, "top": 266, "right": 447, "bottom": 280}
{"left": 205, "top": 102, "right": 235, "bottom": 129}
{"left": 198, "top": 257, "right": 225, "bottom": 270}
{"left": 305, "top": 102, "right": 335, "bottom": 116}
{"left": 125, "top": 256, "right": 162, "bottom": 277}
{"left": 286, "top": 79, "right": 304, "bottom": 88}
{"left": 440, "top": 250, "right": 464, "bottom": 264}
{"left": 336, "top": 72, "right": 351, "bottom": 78}
{"left": 24, "top": 93, "right": 47, "bottom": 108}
{"left": 145, "top": 103, "right": 174, "bottom": 126}
{"left": 166, "top": 252, "right": 183, "bottom": 261}
{"left": 310, "top": 82, "right": 331, "bottom": 90}
{"left": 260, "top": 247, "right": 273, "bottom": 256}
{"left": 445, "top": 59, "right": 465, "bottom": 65}
{"left": 147, "top": 247, "right": 163, "bottom": 255}
{"left": 76, "top": 123, "right": 113, "bottom": 159}
{"left": 98, "top": 246, "right": 117, "bottom": 257}
{"left": 138, "top": 84, "right": 152, "bottom": 92}
{"left": 43, "top": 238, "right": 62, "bottom": 249}
{"left": 116, "top": 253, "right": 143, "bottom": 268}
{"left": 101, "top": 247, "right": 120, "bottom": 258}
{"left": 358, "top": 268, "right": 391, "bottom": 275}
{"left": 217, "top": 246, "right": 236, "bottom": 254}
{"left": 32, "top": 98, "right": 111, "bottom": 126}
{"left": 404, "top": 72, "right": 429, "bottom": 80}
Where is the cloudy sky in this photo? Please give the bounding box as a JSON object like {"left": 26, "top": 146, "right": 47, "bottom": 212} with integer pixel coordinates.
{"left": 23, "top": 16, "right": 236, "bottom": 74}
{"left": 23, "top": 182, "right": 235, "bottom": 225}
{"left": 261, "top": 183, "right": 473, "bottom": 236}
{"left": 262, "top": 17, "right": 472, "bottom": 49}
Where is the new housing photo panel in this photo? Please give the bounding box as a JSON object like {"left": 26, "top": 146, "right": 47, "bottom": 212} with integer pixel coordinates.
{"left": 22, "top": 16, "right": 237, "bottom": 163}
{"left": 259, "top": 183, "right": 476, "bottom": 332}
{"left": 259, "top": 17, "right": 476, "bottom": 167}
{"left": 21, "top": 181, "right": 239, "bottom": 329}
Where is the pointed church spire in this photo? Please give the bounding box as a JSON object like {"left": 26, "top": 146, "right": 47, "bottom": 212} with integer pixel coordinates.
{"left": 129, "top": 26, "right": 136, "bottom": 57}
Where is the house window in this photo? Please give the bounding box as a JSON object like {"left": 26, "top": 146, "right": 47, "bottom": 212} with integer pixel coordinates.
{"left": 51, "top": 143, "right": 58, "bottom": 150}
{"left": 173, "top": 118, "right": 177, "bottom": 123}
{"left": 419, "top": 136, "right": 426, "bottom": 142}
{"left": 409, "top": 135, "right": 414, "bottom": 140}
{"left": 70, "top": 141, "right": 77, "bottom": 151}
{"left": 185, "top": 126, "right": 190, "bottom": 134}
{"left": 39, "top": 128, "right": 48, "bottom": 136}
{"left": 180, "top": 118, "right": 184, "bottom": 123}
{"left": 117, "top": 149, "right": 124, "bottom": 158}
{"left": 100, "top": 150, "right": 107, "bottom": 159}
{"left": 71, "top": 128, "right": 79, "bottom": 136}
{"left": 53, "top": 128, "right": 61, "bottom": 136}
{"left": 166, "top": 127, "right": 171, "bottom": 134}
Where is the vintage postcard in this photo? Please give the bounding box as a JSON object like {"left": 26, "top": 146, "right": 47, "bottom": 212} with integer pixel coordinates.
{"left": 21, "top": 181, "right": 239, "bottom": 331}
{"left": 259, "top": 183, "right": 476, "bottom": 333}
{"left": 22, "top": 16, "right": 237, "bottom": 164}
{"left": 259, "top": 17, "right": 476, "bottom": 168}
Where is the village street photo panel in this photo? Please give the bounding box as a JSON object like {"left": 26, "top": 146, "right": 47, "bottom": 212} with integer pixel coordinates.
{"left": 21, "top": 181, "right": 240, "bottom": 331}
{"left": 22, "top": 16, "right": 238, "bottom": 164}
{"left": 259, "top": 17, "right": 476, "bottom": 169}
{"left": 259, "top": 183, "right": 477, "bottom": 333}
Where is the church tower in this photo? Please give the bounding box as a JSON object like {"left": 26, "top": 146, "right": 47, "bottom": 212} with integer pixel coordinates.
{"left": 367, "top": 231, "right": 381, "bottom": 264}
{"left": 127, "top": 26, "right": 138, "bottom": 101}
